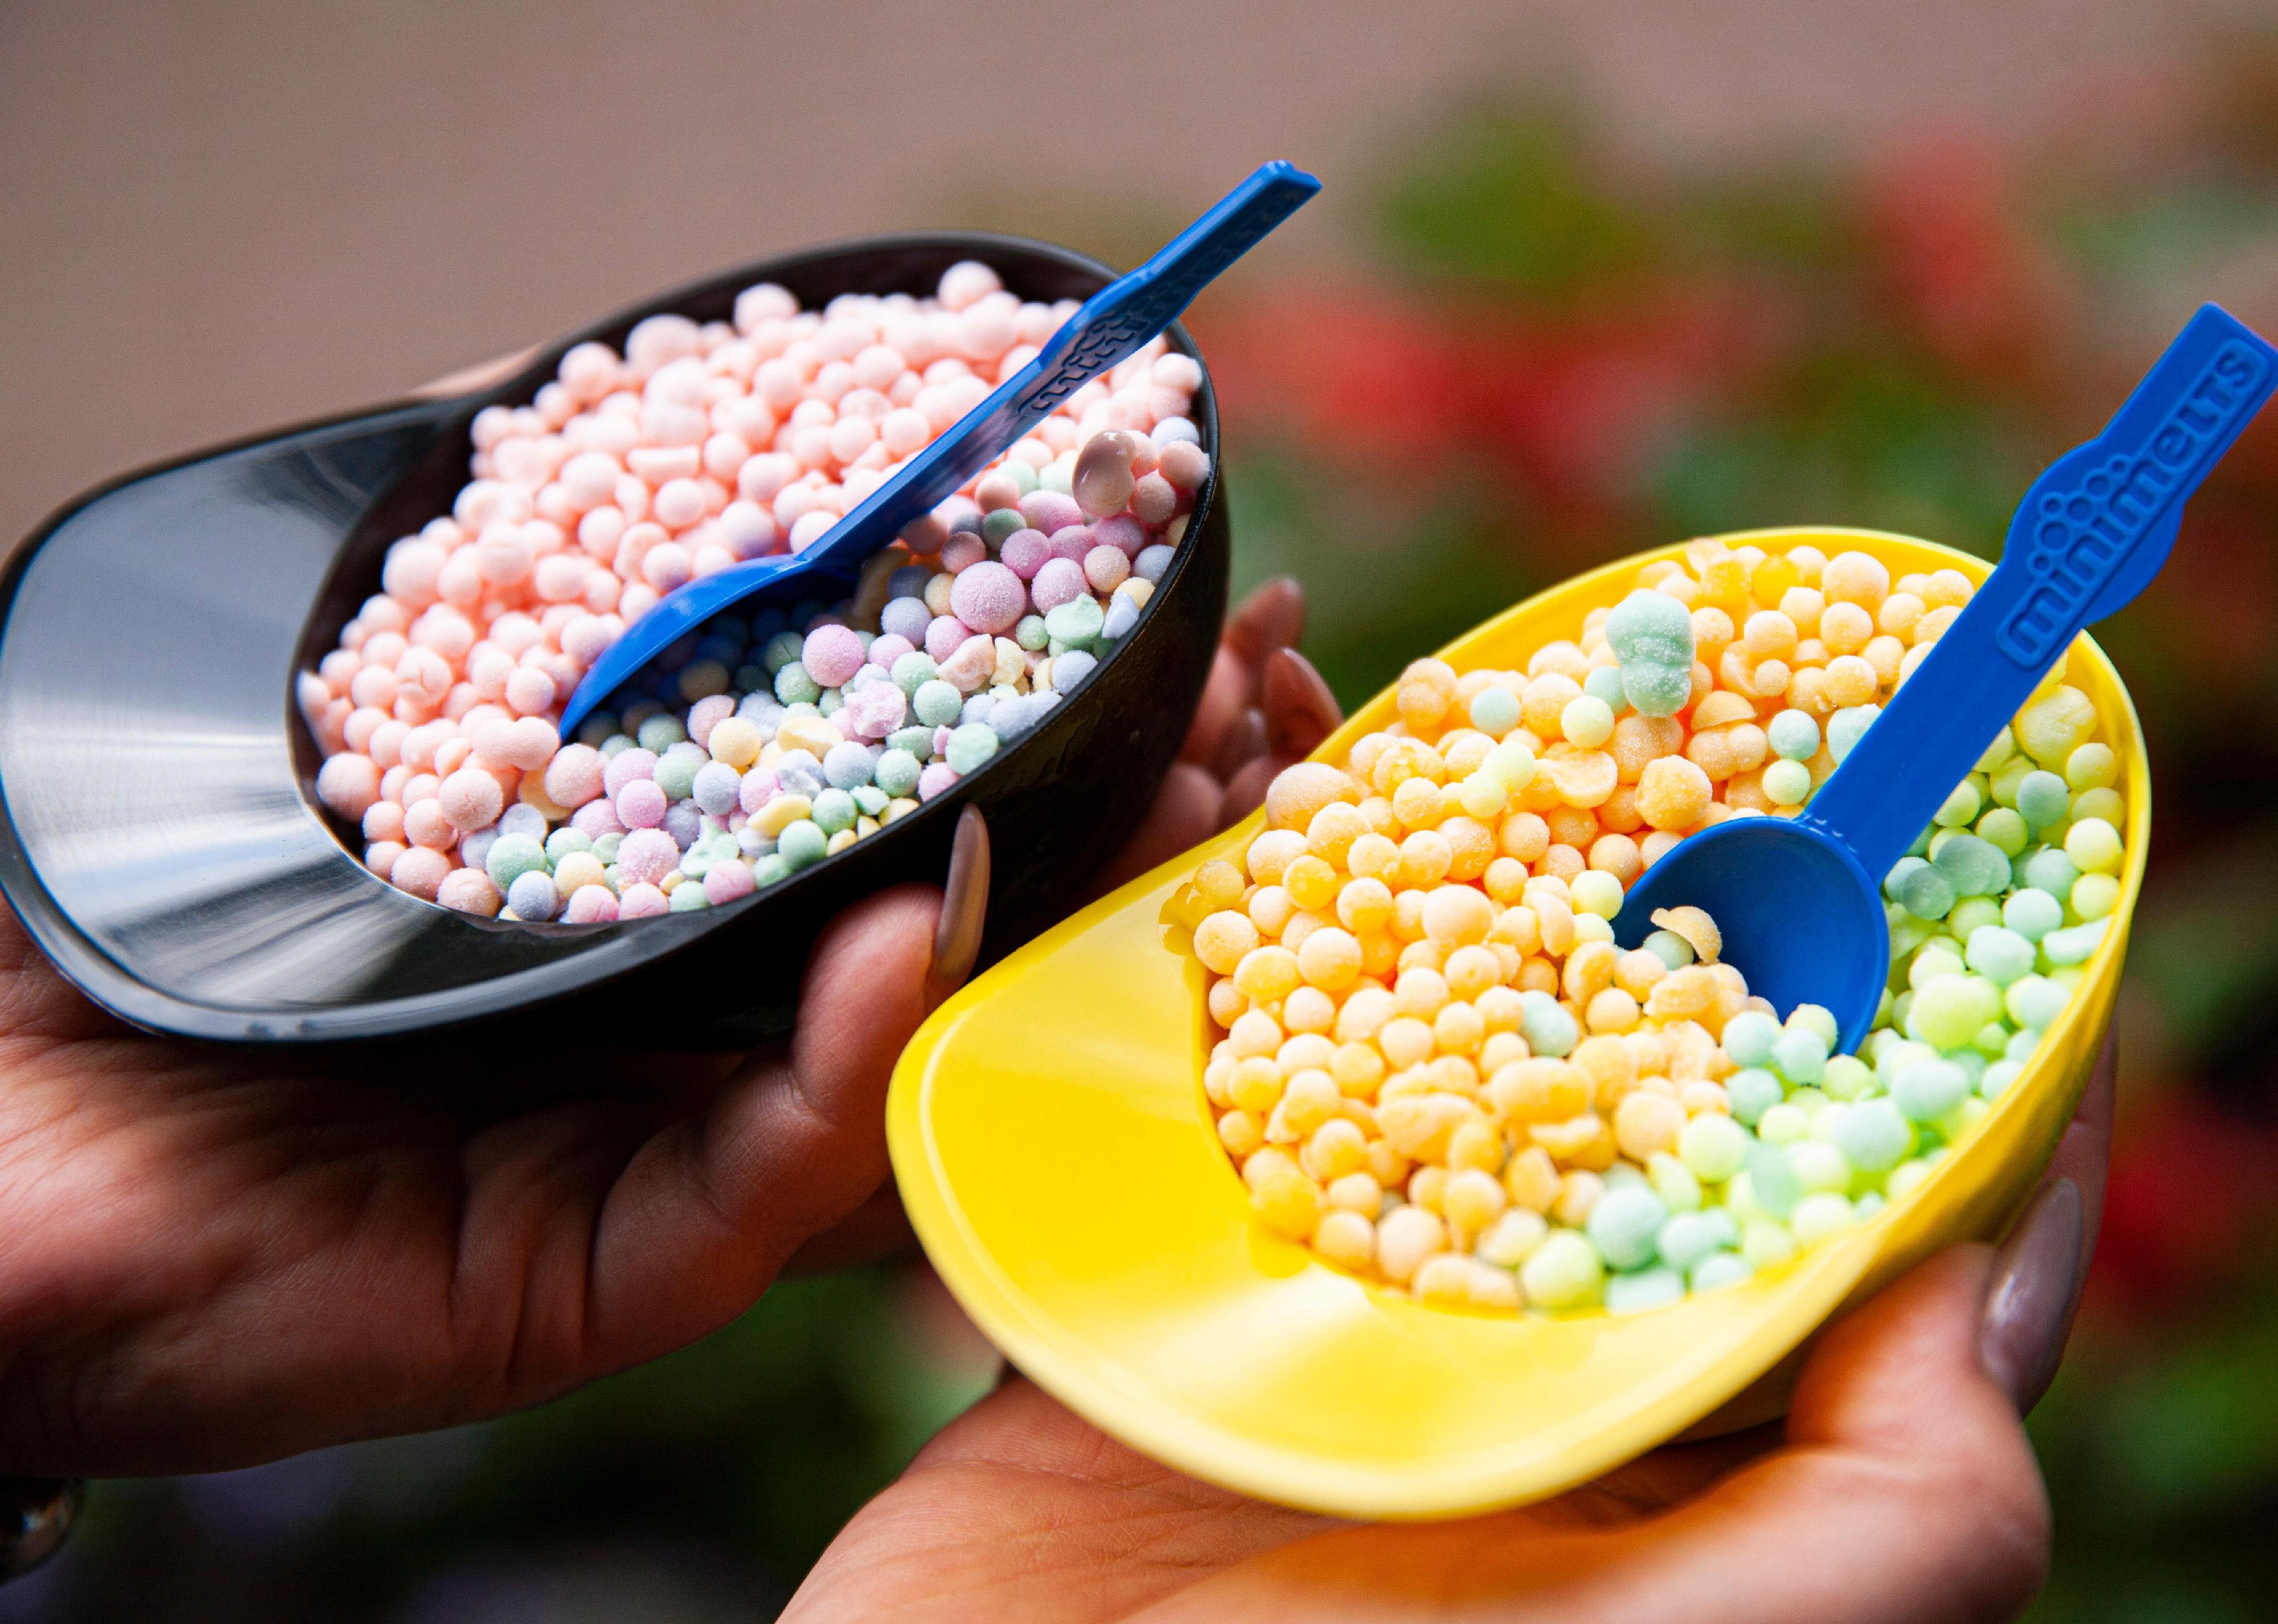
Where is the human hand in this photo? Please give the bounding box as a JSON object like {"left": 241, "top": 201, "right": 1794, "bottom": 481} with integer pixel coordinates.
{"left": 0, "top": 572, "right": 1337, "bottom": 1479}
{"left": 783, "top": 1036, "right": 2114, "bottom": 1623}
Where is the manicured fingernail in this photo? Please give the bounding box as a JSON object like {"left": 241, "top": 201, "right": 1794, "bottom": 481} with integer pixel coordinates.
{"left": 1979, "top": 1177, "right": 2085, "bottom": 1412}
{"left": 1227, "top": 576, "right": 1306, "bottom": 665}
{"left": 1262, "top": 647, "right": 1343, "bottom": 756}
{"left": 926, "top": 805, "right": 990, "bottom": 1008}
{"left": 1213, "top": 707, "right": 1269, "bottom": 780}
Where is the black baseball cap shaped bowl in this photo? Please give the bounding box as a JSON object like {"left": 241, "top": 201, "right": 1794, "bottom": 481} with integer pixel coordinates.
{"left": 0, "top": 234, "right": 1230, "bottom": 1046}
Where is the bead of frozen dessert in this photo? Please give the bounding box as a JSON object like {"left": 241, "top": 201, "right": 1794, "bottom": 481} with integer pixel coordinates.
{"left": 506, "top": 868, "right": 560, "bottom": 922}
{"left": 945, "top": 723, "right": 999, "bottom": 774}
{"left": 2015, "top": 769, "right": 2071, "bottom": 829}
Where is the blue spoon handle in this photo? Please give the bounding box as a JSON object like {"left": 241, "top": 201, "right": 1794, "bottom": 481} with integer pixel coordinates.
{"left": 557, "top": 161, "right": 1321, "bottom": 732}
{"left": 1801, "top": 303, "right": 2277, "bottom": 879}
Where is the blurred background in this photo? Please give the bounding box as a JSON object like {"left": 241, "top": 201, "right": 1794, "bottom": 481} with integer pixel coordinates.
{"left": 9, "top": 0, "right": 2278, "bottom": 1617}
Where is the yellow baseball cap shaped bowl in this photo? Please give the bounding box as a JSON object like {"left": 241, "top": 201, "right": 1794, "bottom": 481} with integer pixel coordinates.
{"left": 887, "top": 527, "right": 2145, "bottom": 1520}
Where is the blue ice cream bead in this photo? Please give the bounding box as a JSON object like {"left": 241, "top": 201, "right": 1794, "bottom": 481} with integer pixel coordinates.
{"left": 823, "top": 740, "right": 876, "bottom": 790}
{"left": 1827, "top": 704, "right": 1880, "bottom": 764}
{"left": 1891, "top": 1059, "right": 1971, "bottom": 1122}
{"left": 506, "top": 868, "right": 560, "bottom": 922}
{"left": 1963, "top": 925, "right": 2036, "bottom": 985}
{"left": 662, "top": 800, "right": 702, "bottom": 851}
{"left": 460, "top": 827, "right": 500, "bottom": 875}
{"left": 1620, "top": 659, "right": 1692, "bottom": 719}
{"left": 2015, "top": 769, "right": 2072, "bottom": 829}
{"left": 1932, "top": 833, "right": 2010, "bottom": 897}
{"left": 543, "top": 828, "right": 592, "bottom": 864}
{"left": 891, "top": 650, "right": 939, "bottom": 696}
{"left": 652, "top": 750, "right": 700, "bottom": 802}
{"left": 774, "top": 750, "right": 824, "bottom": 797}
{"left": 1581, "top": 666, "right": 1628, "bottom": 712}
{"left": 1725, "top": 1067, "right": 1783, "bottom": 1127}
{"left": 485, "top": 833, "right": 548, "bottom": 892}
{"left": 811, "top": 788, "right": 857, "bottom": 834}
{"left": 1767, "top": 709, "right": 1820, "bottom": 762}
{"left": 1048, "top": 650, "right": 1098, "bottom": 692}
{"left": 1605, "top": 1267, "right": 1685, "bottom": 1315}
{"left": 1895, "top": 862, "right": 1956, "bottom": 921}
{"left": 1150, "top": 415, "right": 1200, "bottom": 446}
{"left": 691, "top": 761, "right": 742, "bottom": 816}
{"left": 762, "top": 630, "right": 805, "bottom": 674}
{"left": 1518, "top": 990, "right": 1578, "bottom": 1058}
{"left": 1133, "top": 545, "right": 1175, "bottom": 585}
{"left": 1044, "top": 594, "right": 1105, "bottom": 646}
{"left": 913, "top": 679, "right": 965, "bottom": 728}
{"left": 1720, "top": 1010, "right": 1781, "bottom": 1068}
{"left": 960, "top": 692, "right": 996, "bottom": 727}
{"left": 1586, "top": 1185, "right": 1668, "bottom": 1271}
{"left": 875, "top": 748, "right": 923, "bottom": 799}
{"left": 1771, "top": 1026, "right": 1828, "bottom": 1085}
{"left": 1102, "top": 597, "right": 1140, "bottom": 640}
{"left": 990, "top": 693, "right": 1039, "bottom": 740}
{"left": 1605, "top": 589, "right": 1694, "bottom": 668}
{"left": 1833, "top": 1098, "right": 1912, "bottom": 1173}
{"left": 500, "top": 804, "right": 548, "bottom": 840}
{"left": 2019, "top": 846, "right": 2080, "bottom": 897}
{"left": 774, "top": 662, "right": 822, "bottom": 705}
{"left": 945, "top": 723, "right": 1000, "bottom": 774}
{"left": 777, "top": 819, "right": 828, "bottom": 870}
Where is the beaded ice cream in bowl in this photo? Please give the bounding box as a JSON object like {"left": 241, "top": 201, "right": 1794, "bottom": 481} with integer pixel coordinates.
{"left": 887, "top": 525, "right": 2148, "bottom": 1519}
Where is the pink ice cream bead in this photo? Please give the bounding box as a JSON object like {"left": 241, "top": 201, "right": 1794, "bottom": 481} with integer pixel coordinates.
{"left": 802, "top": 623, "right": 866, "bottom": 688}
{"left": 571, "top": 798, "right": 625, "bottom": 839}
{"left": 616, "top": 882, "right": 671, "bottom": 919}
{"left": 1018, "top": 490, "right": 1084, "bottom": 534}
{"left": 543, "top": 743, "right": 607, "bottom": 809}
{"left": 924, "top": 615, "right": 973, "bottom": 662}
{"left": 316, "top": 753, "right": 382, "bottom": 821}
{"left": 703, "top": 860, "right": 757, "bottom": 906}
{"left": 1030, "top": 557, "right": 1087, "bottom": 613}
{"left": 948, "top": 560, "right": 1026, "bottom": 635}
{"left": 603, "top": 748, "right": 659, "bottom": 797}
{"left": 435, "top": 767, "right": 503, "bottom": 832}
{"left": 562, "top": 884, "right": 620, "bottom": 924}
{"left": 686, "top": 694, "right": 736, "bottom": 746}
{"left": 1000, "top": 529, "right": 1051, "bottom": 581}
{"left": 845, "top": 682, "right": 908, "bottom": 738}
{"left": 940, "top": 532, "right": 989, "bottom": 573}
{"left": 390, "top": 846, "right": 452, "bottom": 900}
{"left": 617, "top": 778, "right": 668, "bottom": 829}
{"left": 738, "top": 768, "right": 779, "bottom": 816}
{"left": 1093, "top": 513, "right": 1147, "bottom": 558}
{"left": 1047, "top": 524, "right": 1094, "bottom": 563}
{"left": 436, "top": 867, "right": 502, "bottom": 916}
{"left": 917, "top": 762, "right": 961, "bottom": 801}
{"left": 1084, "top": 545, "right": 1131, "bottom": 593}
{"left": 938, "top": 635, "right": 996, "bottom": 693}
{"left": 867, "top": 633, "right": 914, "bottom": 670}
{"left": 615, "top": 830, "right": 680, "bottom": 887}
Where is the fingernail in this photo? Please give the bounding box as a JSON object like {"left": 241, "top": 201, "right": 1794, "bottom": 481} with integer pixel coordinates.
{"left": 1211, "top": 707, "right": 1269, "bottom": 781}
{"left": 1262, "top": 647, "right": 1344, "bottom": 756}
{"left": 1979, "top": 1177, "right": 2085, "bottom": 1412}
{"left": 926, "top": 805, "right": 990, "bottom": 1008}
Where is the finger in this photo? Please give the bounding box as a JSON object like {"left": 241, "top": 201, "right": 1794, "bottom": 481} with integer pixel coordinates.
{"left": 1219, "top": 753, "right": 1293, "bottom": 827}
{"left": 925, "top": 806, "right": 990, "bottom": 1011}
{"left": 584, "top": 883, "right": 944, "bottom": 1368}
{"left": 2043, "top": 1025, "right": 2115, "bottom": 1264}
{"left": 1260, "top": 648, "right": 1342, "bottom": 759}
{"left": 1136, "top": 1248, "right": 2048, "bottom": 1624}
{"left": 1222, "top": 576, "right": 1305, "bottom": 670}
{"left": 1181, "top": 580, "right": 1307, "bottom": 771}
{"left": 784, "top": 1375, "right": 1332, "bottom": 1623}
{"left": 780, "top": 1181, "right": 917, "bottom": 1275}
{"left": 1093, "top": 764, "right": 1224, "bottom": 899}
{"left": 0, "top": 898, "right": 133, "bottom": 1050}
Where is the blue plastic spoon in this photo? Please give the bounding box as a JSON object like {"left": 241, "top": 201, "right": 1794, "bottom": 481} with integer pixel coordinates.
{"left": 1617, "top": 303, "right": 2278, "bottom": 1051}
{"left": 558, "top": 160, "right": 1322, "bottom": 733}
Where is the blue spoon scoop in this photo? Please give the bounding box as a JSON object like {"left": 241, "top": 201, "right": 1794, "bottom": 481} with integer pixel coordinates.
{"left": 558, "top": 160, "right": 1322, "bottom": 733}
{"left": 1617, "top": 304, "right": 2278, "bottom": 1051}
